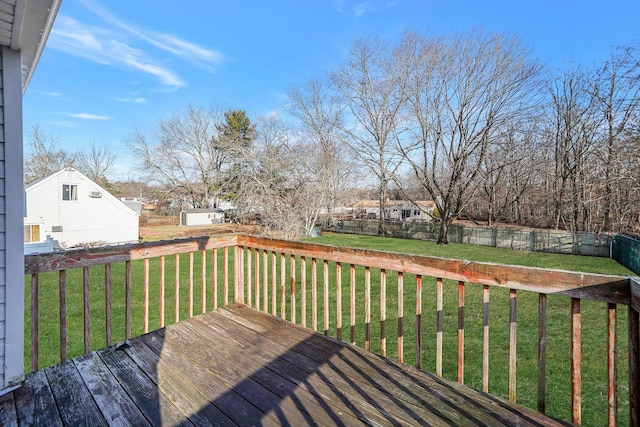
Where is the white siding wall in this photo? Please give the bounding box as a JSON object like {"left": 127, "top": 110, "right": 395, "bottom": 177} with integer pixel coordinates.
{"left": 0, "top": 43, "right": 5, "bottom": 388}
{"left": 182, "top": 211, "right": 224, "bottom": 226}
{"left": 26, "top": 169, "right": 139, "bottom": 247}
{"left": 2, "top": 46, "right": 25, "bottom": 388}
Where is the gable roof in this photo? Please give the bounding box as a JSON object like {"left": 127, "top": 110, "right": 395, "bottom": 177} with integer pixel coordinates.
{"left": 354, "top": 200, "right": 402, "bottom": 208}
{"left": 0, "top": 0, "right": 62, "bottom": 93}
{"left": 25, "top": 166, "right": 74, "bottom": 191}
{"left": 25, "top": 166, "right": 138, "bottom": 216}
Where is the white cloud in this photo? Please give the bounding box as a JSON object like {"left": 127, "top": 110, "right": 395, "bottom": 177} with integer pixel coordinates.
{"left": 67, "top": 113, "right": 112, "bottom": 120}
{"left": 353, "top": 2, "right": 374, "bottom": 17}
{"left": 37, "top": 91, "right": 63, "bottom": 97}
{"left": 50, "top": 16, "right": 186, "bottom": 89}
{"left": 78, "top": 0, "right": 224, "bottom": 68}
{"left": 114, "top": 97, "right": 147, "bottom": 103}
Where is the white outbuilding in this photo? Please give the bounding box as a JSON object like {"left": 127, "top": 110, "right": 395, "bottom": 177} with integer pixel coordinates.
{"left": 25, "top": 167, "right": 139, "bottom": 249}
{"left": 180, "top": 208, "right": 225, "bottom": 226}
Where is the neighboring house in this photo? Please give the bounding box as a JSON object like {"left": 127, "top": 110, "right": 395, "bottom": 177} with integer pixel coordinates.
{"left": 25, "top": 167, "right": 139, "bottom": 249}
{"left": 354, "top": 200, "right": 436, "bottom": 221}
{"left": 354, "top": 200, "right": 404, "bottom": 220}
{"left": 121, "top": 199, "right": 143, "bottom": 215}
{"left": 180, "top": 208, "right": 224, "bottom": 226}
{"left": 0, "top": 0, "right": 61, "bottom": 391}
{"left": 389, "top": 200, "right": 436, "bottom": 222}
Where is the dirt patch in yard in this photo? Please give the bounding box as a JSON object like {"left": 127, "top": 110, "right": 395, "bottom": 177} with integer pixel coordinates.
{"left": 139, "top": 223, "right": 277, "bottom": 242}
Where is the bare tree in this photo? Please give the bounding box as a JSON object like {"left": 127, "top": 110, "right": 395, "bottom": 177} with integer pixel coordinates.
{"left": 237, "top": 114, "right": 325, "bottom": 238}
{"left": 398, "top": 30, "right": 541, "bottom": 244}
{"left": 127, "top": 105, "right": 243, "bottom": 209}
{"left": 75, "top": 141, "right": 116, "bottom": 187}
{"left": 592, "top": 46, "right": 640, "bottom": 232}
{"left": 477, "top": 121, "right": 538, "bottom": 226}
{"left": 287, "top": 78, "right": 354, "bottom": 225}
{"left": 544, "top": 67, "right": 600, "bottom": 231}
{"left": 331, "top": 36, "right": 408, "bottom": 232}
{"left": 24, "top": 124, "right": 74, "bottom": 184}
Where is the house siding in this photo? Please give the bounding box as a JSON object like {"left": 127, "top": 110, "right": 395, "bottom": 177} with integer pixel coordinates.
{"left": 2, "top": 46, "right": 24, "bottom": 388}
{"left": 25, "top": 168, "right": 139, "bottom": 248}
{"left": 0, "top": 43, "right": 5, "bottom": 387}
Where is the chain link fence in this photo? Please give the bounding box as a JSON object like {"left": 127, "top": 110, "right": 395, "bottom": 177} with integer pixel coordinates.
{"left": 612, "top": 234, "right": 640, "bottom": 275}
{"left": 325, "top": 220, "right": 612, "bottom": 257}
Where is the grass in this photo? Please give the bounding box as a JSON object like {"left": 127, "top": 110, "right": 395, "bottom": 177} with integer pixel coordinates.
{"left": 308, "top": 232, "right": 634, "bottom": 275}
{"left": 25, "top": 232, "right": 635, "bottom": 426}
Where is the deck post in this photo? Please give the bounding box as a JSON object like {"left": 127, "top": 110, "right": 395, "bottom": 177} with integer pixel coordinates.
{"left": 629, "top": 277, "right": 640, "bottom": 426}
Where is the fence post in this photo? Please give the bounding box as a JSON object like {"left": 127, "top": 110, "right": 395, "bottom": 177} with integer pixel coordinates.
{"left": 610, "top": 234, "right": 614, "bottom": 259}
{"left": 630, "top": 277, "right": 640, "bottom": 426}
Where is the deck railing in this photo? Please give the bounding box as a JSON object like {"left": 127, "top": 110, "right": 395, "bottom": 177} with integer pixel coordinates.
{"left": 25, "top": 234, "right": 640, "bottom": 426}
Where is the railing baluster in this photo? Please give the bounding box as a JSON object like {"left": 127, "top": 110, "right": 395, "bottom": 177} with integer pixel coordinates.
{"left": 483, "top": 285, "right": 490, "bottom": 393}
{"left": 238, "top": 246, "right": 245, "bottom": 303}
{"left": 436, "top": 277, "right": 443, "bottom": 377}
{"left": 323, "top": 259, "right": 329, "bottom": 335}
{"left": 223, "top": 247, "right": 228, "bottom": 306}
{"left": 105, "top": 264, "right": 112, "bottom": 346}
{"left": 571, "top": 297, "right": 581, "bottom": 425}
{"left": 255, "top": 249, "right": 260, "bottom": 311}
{"left": 630, "top": 306, "right": 640, "bottom": 427}
{"left": 380, "top": 269, "right": 386, "bottom": 358}
{"left": 59, "top": 270, "right": 67, "bottom": 363}
{"left": 458, "top": 280, "right": 465, "bottom": 384}
{"left": 312, "top": 258, "right": 317, "bottom": 332}
{"left": 125, "top": 260, "right": 131, "bottom": 339}
{"left": 188, "top": 252, "right": 194, "bottom": 317}
{"left": 159, "top": 256, "right": 165, "bottom": 328}
{"left": 365, "top": 266, "right": 371, "bottom": 351}
{"left": 290, "top": 254, "right": 296, "bottom": 324}
{"left": 336, "top": 262, "right": 342, "bottom": 341}
{"left": 301, "top": 256, "right": 307, "bottom": 328}
{"left": 538, "top": 293, "right": 546, "bottom": 413}
{"left": 201, "top": 250, "right": 206, "bottom": 314}
{"left": 143, "top": 258, "right": 149, "bottom": 333}
{"left": 271, "top": 251, "right": 276, "bottom": 316}
{"left": 350, "top": 264, "right": 356, "bottom": 346}
{"left": 31, "top": 273, "right": 39, "bottom": 372}
{"left": 247, "top": 248, "right": 252, "bottom": 307}
{"left": 213, "top": 248, "right": 218, "bottom": 310}
{"left": 263, "top": 249, "right": 268, "bottom": 313}
{"left": 174, "top": 254, "right": 180, "bottom": 322}
{"left": 509, "top": 289, "right": 517, "bottom": 402}
{"left": 280, "top": 252, "right": 286, "bottom": 320}
{"left": 83, "top": 266, "right": 90, "bottom": 355}
{"left": 607, "top": 302, "right": 617, "bottom": 426}
{"left": 416, "top": 275, "right": 422, "bottom": 370}
{"left": 398, "top": 271, "right": 404, "bottom": 364}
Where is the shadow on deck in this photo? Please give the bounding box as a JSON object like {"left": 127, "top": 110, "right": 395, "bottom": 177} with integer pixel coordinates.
{"left": 1, "top": 304, "right": 569, "bottom": 426}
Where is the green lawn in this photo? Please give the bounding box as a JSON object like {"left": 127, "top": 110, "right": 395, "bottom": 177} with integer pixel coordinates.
{"left": 308, "top": 232, "right": 634, "bottom": 275}
{"left": 25, "top": 234, "right": 635, "bottom": 426}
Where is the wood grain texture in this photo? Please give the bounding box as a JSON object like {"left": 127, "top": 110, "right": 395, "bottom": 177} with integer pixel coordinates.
{"left": 6, "top": 304, "right": 571, "bottom": 426}
{"left": 237, "top": 235, "right": 630, "bottom": 304}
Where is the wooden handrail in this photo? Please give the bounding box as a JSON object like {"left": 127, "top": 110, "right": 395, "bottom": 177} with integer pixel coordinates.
{"left": 234, "top": 234, "right": 637, "bottom": 426}
{"left": 236, "top": 235, "right": 630, "bottom": 304}
{"left": 25, "top": 234, "right": 238, "bottom": 274}
{"left": 25, "top": 233, "right": 638, "bottom": 426}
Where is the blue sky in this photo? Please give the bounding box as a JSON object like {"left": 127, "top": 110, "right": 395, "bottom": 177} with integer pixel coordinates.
{"left": 24, "top": 0, "right": 640, "bottom": 180}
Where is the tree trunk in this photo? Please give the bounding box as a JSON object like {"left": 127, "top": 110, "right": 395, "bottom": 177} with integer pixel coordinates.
{"left": 378, "top": 178, "right": 387, "bottom": 235}
{"left": 437, "top": 219, "right": 449, "bottom": 245}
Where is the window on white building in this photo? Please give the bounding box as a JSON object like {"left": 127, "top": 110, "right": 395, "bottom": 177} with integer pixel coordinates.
{"left": 24, "top": 225, "right": 41, "bottom": 243}
{"left": 62, "top": 184, "right": 78, "bottom": 201}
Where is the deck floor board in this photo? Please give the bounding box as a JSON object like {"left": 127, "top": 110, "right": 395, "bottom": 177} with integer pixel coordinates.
{"left": 6, "top": 304, "right": 571, "bottom": 426}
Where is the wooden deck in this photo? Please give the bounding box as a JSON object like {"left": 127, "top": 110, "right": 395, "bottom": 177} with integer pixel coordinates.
{"left": 1, "top": 305, "right": 569, "bottom": 426}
